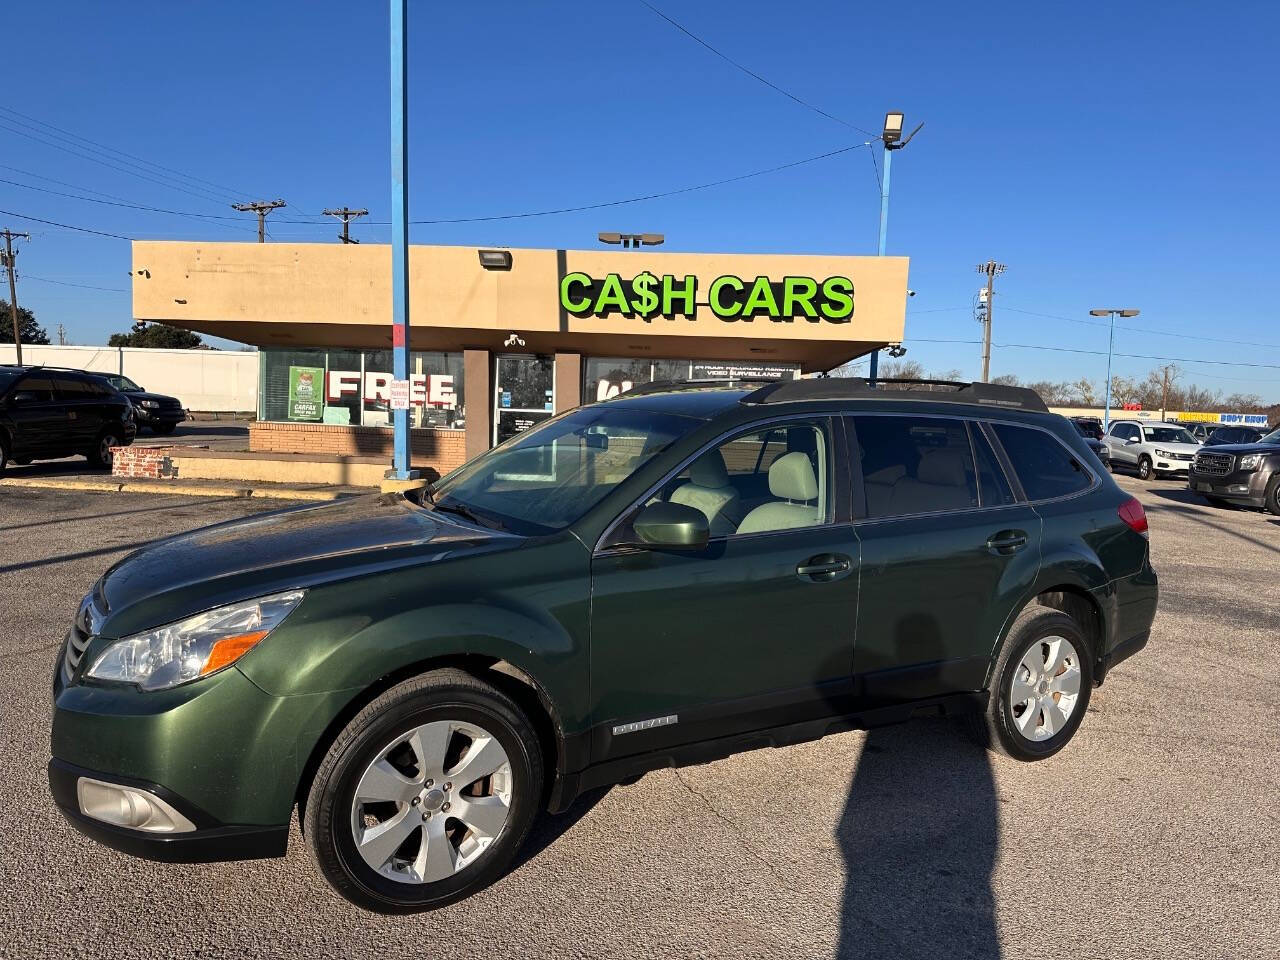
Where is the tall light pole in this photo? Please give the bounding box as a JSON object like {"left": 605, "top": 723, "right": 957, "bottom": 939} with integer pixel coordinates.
{"left": 1090, "top": 308, "right": 1140, "bottom": 430}
{"left": 976, "top": 260, "right": 1006, "bottom": 382}
{"left": 387, "top": 0, "right": 416, "bottom": 484}
{"left": 870, "top": 111, "right": 922, "bottom": 384}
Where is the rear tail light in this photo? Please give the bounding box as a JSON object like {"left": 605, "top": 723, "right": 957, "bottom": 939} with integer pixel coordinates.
{"left": 1118, "top": 496, "right": 1148, "bottom": 537}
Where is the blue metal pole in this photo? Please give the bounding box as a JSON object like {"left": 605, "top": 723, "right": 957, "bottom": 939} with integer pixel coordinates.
{"left": 1103, "top": 310, "right": 1115, "bottom": 431}
{"left": 389, "top": 0, "right": 412, "bottom": 479}
{"left": 869, "top": 144, "right": 893, "bottom": 383}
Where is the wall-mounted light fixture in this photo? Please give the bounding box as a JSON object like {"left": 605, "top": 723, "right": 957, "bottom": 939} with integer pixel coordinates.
{"left": 598, "top": 232, "right": 665, "bottom": 249}
{"left": 478, "top": 249, "right": 513, "bottom": 270}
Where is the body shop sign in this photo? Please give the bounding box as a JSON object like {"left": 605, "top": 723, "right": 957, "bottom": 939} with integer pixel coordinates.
{"left": 560, "top": 272, "right": 854, "bottom": 323}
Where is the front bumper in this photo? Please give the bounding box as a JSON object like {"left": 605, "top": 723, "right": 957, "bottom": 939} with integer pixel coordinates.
{"left": 1188, "top": 468, "right": 1267, "bottom": 506}
{"left": 49, "top": 759, "right": 287, "bottom": 862}
{"left": 1152, "top": 458, "right": 1192, "bottom": 475}
{"left": 133, "top": 406, "right": 187, "bottom": 426}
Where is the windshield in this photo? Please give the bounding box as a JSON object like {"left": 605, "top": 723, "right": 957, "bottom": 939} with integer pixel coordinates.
{"left": 107, "top": 374, "right": 141, "bottom": 391}
{"left": 1143, "top": 426, "right": 1195, "bottom": 444}
{"left": 1259, "top": 427, "right": 1280, "bottom": 445}
{"left": 428, "top": 405, "right": 700, "bottom": 535}
{"left": 0, "top": 368, "right": 22, "bottom": 394}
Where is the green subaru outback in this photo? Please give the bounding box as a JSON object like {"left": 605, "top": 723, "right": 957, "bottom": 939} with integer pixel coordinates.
{"left": 49, "top": 378, "right": 1157, "bottom": 912}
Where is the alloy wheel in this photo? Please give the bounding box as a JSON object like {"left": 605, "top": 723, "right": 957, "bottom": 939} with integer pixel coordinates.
{"left": 350, "top": 720, "right": 513, "bottom": 884}
{"left": 1008, "top": 635, "right": 1082, "bottom": 742}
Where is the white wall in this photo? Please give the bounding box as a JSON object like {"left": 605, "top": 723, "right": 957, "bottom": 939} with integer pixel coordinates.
{"left": 0, "top": 344, "right": 256, "bottom": 411}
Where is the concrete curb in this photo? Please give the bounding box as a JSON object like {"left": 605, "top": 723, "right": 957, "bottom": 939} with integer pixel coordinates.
{"left": 0, "top": 476, "right": 362, "bottom": 501}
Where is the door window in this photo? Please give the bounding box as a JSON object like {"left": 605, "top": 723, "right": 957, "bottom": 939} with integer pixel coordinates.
{"left": 11, "top": 377, "right": 55, "bottom": 403}
{"left": 638, "top": 421, "right": 831, "bottom": 538}
{"left": 494, "top": 356, "right": 555, "bottom": 445}
{"left": 53, "top": 376, "right": 92, "bottom": 397}
{"left": 991, "top": 424, "right": 1093, "bottom": 501}
{"left": 855, "top": 416, "right": 979, "bottom": 519}
{"left": 971, "top": 424, "right": 1016, "bottom": 506}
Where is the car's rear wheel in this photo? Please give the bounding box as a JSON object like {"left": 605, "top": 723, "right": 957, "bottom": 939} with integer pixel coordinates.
{"left": 88, "top": 429, "right": 122, "bottom": 469}
{"left": 305, "top": 668, "right": 544, "bottom": 913}
{"left": 1137, "top": 455, "right": 1154, "bottom": 481}
{"left": 972, "top": 608, "right": 1094, "bottom": 761}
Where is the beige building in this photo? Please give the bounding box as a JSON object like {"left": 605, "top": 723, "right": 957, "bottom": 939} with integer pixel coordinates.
{"left": 133, "top": 241, "right": 910, "bottom": 476}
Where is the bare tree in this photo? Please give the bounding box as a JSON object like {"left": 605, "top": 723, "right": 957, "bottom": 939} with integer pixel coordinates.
{"left": 1223, "top": 392, "right": 1265, "bottom": 413}
{"left": 1071, "top": 377, "right": 1097, "bottom": 407}
{"left": 992, "top": 374, "right": 1021, "bottom": 387}
{"left": 1182, "top": 384, "right": 1220, "bottom": 412}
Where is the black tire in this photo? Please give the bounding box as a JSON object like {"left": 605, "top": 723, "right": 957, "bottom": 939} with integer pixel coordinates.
{"left": 304, "top": 668, "right": 544, "bottom": 913}
{"left": 970, "top": 608, "right": 1094, "bottom": 761}
{"left": 1137, "top": 455, "right": 1154, "bottom": 481}
{"left": 1264, "top": 475, "right": 1280, "bottom": 516}
{"left": 0, "top": 433, "right": 8, "bottom": 475}
{"left": 88, "top": 427, "right": 122, "bottom": 469}
{"left": 152, "top": 422, "right": 176, "bottom": 435}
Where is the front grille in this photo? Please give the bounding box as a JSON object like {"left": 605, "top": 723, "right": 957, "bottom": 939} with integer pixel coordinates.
{"left": 1194, "top": 452, "right": 1233, "bottom": 476}
{"left": 61, "top": 596, "right": 99, "bottom": 685}
{"left": 1167, "top": 451, "right": 1195, "bottom": 462}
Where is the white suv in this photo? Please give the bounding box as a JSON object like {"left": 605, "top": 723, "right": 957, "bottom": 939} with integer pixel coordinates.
{"left": 1105, "top": 420, "right": 1201, "bottom": 480}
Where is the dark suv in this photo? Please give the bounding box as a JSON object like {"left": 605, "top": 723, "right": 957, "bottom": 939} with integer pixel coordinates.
{"left": 0, "top": 365, "right": 136, "bottom": 473}
{"left": 1189, "top": 425, "right": 1280, "bottom": 512}
{"left": 48, "top": 378, "right": 1157, "bottom": 912}
{"left": 98, "top": 373, "right": 187, "bottom": 434}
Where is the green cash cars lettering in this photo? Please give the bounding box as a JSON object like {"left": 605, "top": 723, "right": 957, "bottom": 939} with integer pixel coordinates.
{"left": 595, "top": 273, "right": 631, "bottom": 315}
{"left": 820, "top": 276, "right": 854, "bottom": 321}
{"left": 662, "top": 274, "right": 697, "bottom": 317}
{"left": 630, "top": 272, "right": 660, "bottom": 318}
{"left": 740, "top": 276, "right": 780, "bottom": 320}
{"left": 709, "top": 276, "right": 745, "bottom": 319}
{"left": 782, "top": 276, "right": 819, "bottom": 319}
{"left": 560, "top": 272, "right": 593, "bottom": 313}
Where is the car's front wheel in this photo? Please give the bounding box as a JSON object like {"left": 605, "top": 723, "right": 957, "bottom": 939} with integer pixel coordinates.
{"left": 88, "top": 428, "right": 121, "bottom": 469}
{"left": 304, "top": 668, "right": 544, "bottom": 913}
{"left": 1137, "top": 455, "right": 1154, "bottom": 481}
{"left": 973, "top": 608, "right": 1094, "bottom": 761}
{"left": 1264, "top": 476, "right": 1280, "bottom": 516}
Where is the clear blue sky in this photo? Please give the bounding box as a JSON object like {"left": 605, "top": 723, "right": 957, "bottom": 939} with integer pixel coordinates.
{"left": 4, "top": 1, "right": 1278, "bottom": 400}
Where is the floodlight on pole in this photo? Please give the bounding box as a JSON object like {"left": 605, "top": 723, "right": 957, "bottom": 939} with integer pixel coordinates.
{"left": 870, "top": 111, "right": 923, "bottom": 385}
{"left": 1092, "top": 308, "right": 1141, "bottom": 430}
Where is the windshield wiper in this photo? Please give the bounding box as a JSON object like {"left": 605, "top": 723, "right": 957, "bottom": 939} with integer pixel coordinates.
{"left": 431, "top": 499, "right": 506, "bottom": 531}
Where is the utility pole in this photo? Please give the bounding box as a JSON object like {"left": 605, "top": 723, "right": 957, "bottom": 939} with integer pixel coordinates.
{"left": 57, "top": 323, "right": 67, "bottom": 346}
{"left": 323, "top": 207, "right": 369, "bottom": 244}
{"left": 231, "top": 200, "right": 287, "bottom": 242}
{"left": 975, "top": 260, "right": 1006, "bottom": 382}
{"left": 2, "top": 228, "right": 31, "bottom": 365}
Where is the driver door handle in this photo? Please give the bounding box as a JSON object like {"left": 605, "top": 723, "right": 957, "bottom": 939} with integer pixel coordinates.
{"left": 796, "top": 554, "right": 853, "bottom": 582}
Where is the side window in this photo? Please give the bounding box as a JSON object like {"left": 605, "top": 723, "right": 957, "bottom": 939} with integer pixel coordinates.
{"left": 855, "top": 416, "right": 979, "bottom": 519}
{"left": 971, "top": 423, "right": 1016, "bottom": 506}
{"left": 1111, "top": 423, "right": 1132, "bottom": 440}
{"left": 648, "top": 421, "right": 830, "bottom": 538}
{"left": 11, "top": 376, "right": 56, "bottom": 403}
{"left": 54, "top": 376, "right": 91, "bottom": 398}
{"left": 992, "top": 424, "right": 1093, "bottom": 501}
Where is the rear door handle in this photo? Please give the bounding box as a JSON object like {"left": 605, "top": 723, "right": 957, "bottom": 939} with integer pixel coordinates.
{"left": 796, "top": 554, "right": 852, "bottom": 582}
{"left": 986, "top": 531, "right": 1027, "bottom": 555}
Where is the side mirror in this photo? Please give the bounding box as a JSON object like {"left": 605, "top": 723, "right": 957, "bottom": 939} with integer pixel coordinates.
{"left": 1125, "top": 437, "right": 1139, "bottom": 445}
{"left": 631, "top": 501, "right": 709, "bottom": 550}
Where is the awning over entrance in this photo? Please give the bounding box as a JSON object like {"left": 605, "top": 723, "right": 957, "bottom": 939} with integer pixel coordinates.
{"left": 131, "top": 242, "right": 909, "bottom": 372}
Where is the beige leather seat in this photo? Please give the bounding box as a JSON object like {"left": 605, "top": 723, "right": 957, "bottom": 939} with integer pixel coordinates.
{"left": 888, "top": 447, "right": 976, "bottom": 515}
{"left": 669, "top": 449, "right": 741, "bottom": 537}
{"left": 737, "top": 452, "right": 822, "bottom": 534}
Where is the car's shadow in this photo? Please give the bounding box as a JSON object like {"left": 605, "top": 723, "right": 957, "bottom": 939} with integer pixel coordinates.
{"left": 515, "top": 786, "right": 611, "bottom": 871}
{"left": 836, "top": 718, "right": 1000, "bottom": 959}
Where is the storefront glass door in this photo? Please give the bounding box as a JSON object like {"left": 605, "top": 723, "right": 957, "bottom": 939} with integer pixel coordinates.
{"left": 494, "top": 355, "right": 554, "bottom": 446}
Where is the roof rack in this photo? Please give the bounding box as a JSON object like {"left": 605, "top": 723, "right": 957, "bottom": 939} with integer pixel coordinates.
{"left": 610, "top": 377, "right": 777, "bottom": 399}
{"left": 740, "top": 377, "right": 1049, "bottom": 412}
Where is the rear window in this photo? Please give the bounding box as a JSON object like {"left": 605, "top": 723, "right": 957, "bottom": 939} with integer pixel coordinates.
{"left": 855, "top": 416, "right": 979, "bottom": 519}
{"left": 992, "top": 424, "right": 1093, "bottom": 501}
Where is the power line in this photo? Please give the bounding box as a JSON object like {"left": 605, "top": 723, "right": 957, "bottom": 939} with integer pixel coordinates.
{"left": 0, "top": 208, "right": 133, "bottom": 240}
{"left": 21, "top": 274, "right": 129, "bottom": 293}
{"left": 0, "top": 105, "right": 250, "bottom": 202}
{"left": 0, "top": 175, "right": 257, "bottom": 233}
{"left": 635, "top": 1, "right": 878, "bottom": 136}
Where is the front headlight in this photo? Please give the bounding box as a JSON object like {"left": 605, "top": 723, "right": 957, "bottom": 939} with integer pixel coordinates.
{"left": 86, "top": 590, "right": 305, "bottom": 691}
{"left": 1154, "top": 448, "right": 1173, "bottom": 458}
{"left": 1239, "top": 454, "right": 1263, "bottom": 471}
{"left": 140, "top": 399, "right": 160, "bottom": 409}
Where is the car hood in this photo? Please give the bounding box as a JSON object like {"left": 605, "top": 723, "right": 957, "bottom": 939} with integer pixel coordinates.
{"left": 95, "top": 493, "right": 516, "bottom": 636}
{"left": 123, "top": 390, "right": 180, "bottom": 404}
{"left": 1198, "top": 442, "right": 1280, "bottom": 456}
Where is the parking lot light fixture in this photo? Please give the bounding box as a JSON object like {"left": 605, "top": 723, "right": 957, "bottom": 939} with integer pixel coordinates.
{"left": 1092, "top": 308, "right": 1141, "bottom": 430}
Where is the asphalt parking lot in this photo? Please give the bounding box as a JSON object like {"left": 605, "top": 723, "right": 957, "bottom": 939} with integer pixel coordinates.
{"left": 0, "top": 477, "right": 1276, "bottom": 960}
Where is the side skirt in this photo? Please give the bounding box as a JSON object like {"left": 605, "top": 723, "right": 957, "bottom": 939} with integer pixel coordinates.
{"left": 547, "top": 691, "right": 985, "bottom": 813}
